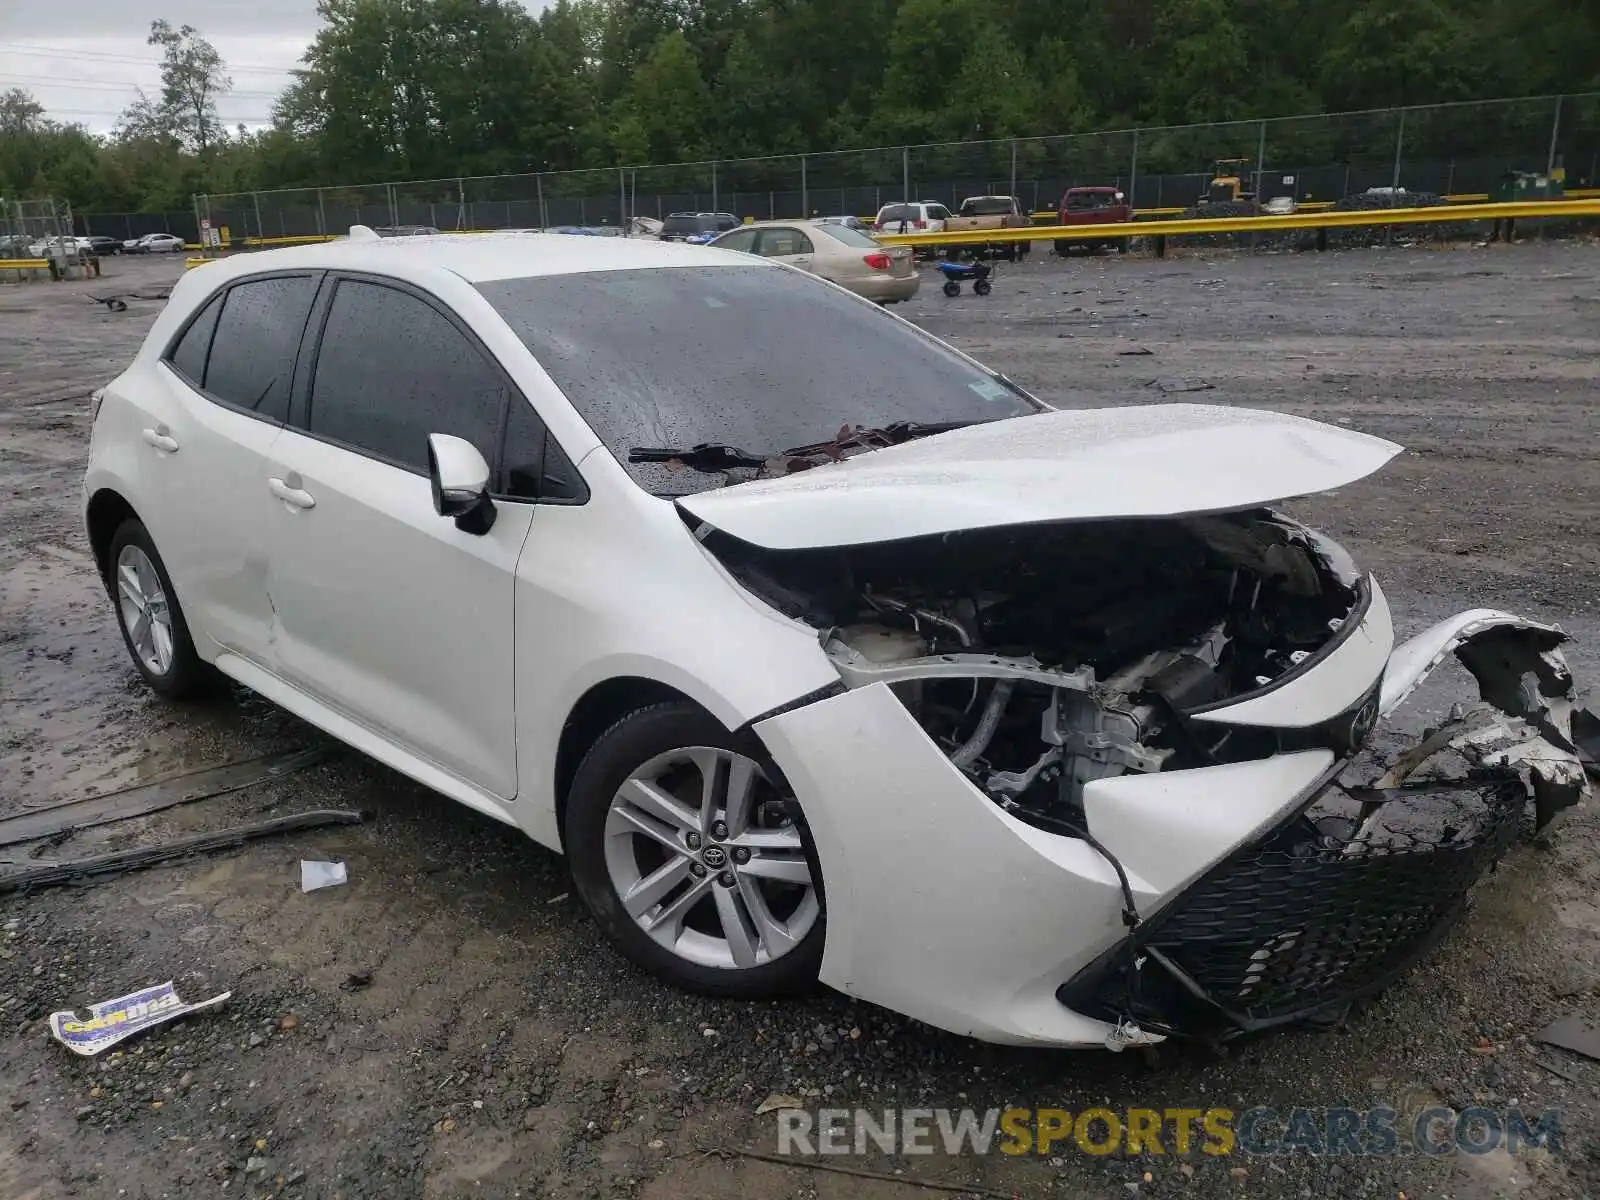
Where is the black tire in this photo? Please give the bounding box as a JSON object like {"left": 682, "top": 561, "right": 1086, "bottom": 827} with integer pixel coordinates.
{"left": 105, "top": 518, "right": 213, "bottom": 700}
{"left": 564, "top": 701, "right": 826, "bottom": 999}
{"left": 1117, "top": 239, "right": 1129, "bottom": 254}
{"left": 942, "top": 279, "right": 961, "bottom": 297}
{"left": 974, "top": 278, "right": 992, "bottom": 296}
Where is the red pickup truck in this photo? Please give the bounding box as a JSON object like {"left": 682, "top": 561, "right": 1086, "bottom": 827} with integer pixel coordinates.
{"left": 1054, "top": 186, "right": 1132, "bottom": 255}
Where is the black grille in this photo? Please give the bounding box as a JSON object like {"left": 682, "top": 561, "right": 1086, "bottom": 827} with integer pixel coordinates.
{"left": 1060, "top": 775, "right": 1528, "bottom": 1037}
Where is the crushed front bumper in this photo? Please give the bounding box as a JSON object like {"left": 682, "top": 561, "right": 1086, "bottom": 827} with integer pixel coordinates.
{"left": 1057, "top": 771, "right": 1528, "bottom": 1039}
{"left": 755, "top": 605, "right": 1595, "bottom": 1049}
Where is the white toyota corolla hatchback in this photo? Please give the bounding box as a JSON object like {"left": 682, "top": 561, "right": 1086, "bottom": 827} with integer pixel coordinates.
{"left": 85, "top": 230, "right": 1595, "bottom": 1049}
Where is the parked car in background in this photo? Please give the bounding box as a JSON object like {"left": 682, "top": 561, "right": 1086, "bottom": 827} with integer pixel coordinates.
{"left": 1054, "top": 187, "right": 1133, "bottom": 255}
{"left": 28, "top": 235, "right": 92, "bottom": 257}
{"left": 86, "top": 236, "right": 122, "bottom": 256}
{"left": 944, "top": 195, "right": 1033, "bottom": 260}
{"left": 660, "top": 212, "right": 740, "bottom": 243}
{"left": 123, "top": 233, "right": 187, "bottom": 254}
{"left": 710, "top": 219, "right": 918, "bottom": 304}
{"left": 871, "top": 201, "right": 949, "bottom": 236}
{"left": 372, "top": 225, "right": 442, "bottom": 237}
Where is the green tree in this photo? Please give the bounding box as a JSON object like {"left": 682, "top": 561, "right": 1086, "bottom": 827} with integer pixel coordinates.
{"left": 1319, "top": 0, "right": 1478, "bottom": 110}
{"left": 611, "top": 30, "right": 711, "bottom": 162}
{"left": 1151, "top": 0, "right": 1252, "bottom": 124}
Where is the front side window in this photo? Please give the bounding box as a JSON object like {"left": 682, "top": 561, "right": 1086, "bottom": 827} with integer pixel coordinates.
{"left": 308, "top": 279, "right": 505, "bottom": 474}
{"left": 202, "top": 274, "right": 320, "bottom": 422}
{"left": 477, "top": 265, "right": 1040, "bottom": 497}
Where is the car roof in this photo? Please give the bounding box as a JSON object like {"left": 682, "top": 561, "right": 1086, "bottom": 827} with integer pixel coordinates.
{"left": 186, "top": 230, "right": 770, "bottom": 286}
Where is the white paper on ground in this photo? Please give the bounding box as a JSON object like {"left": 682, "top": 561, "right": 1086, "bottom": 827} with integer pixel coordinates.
{"left": 300, "top": 860, "right": 348, "bottom": 892}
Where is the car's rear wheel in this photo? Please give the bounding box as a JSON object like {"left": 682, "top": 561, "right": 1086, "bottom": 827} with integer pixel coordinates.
{"left": 565, "top": 702, "right": 824, "bottom": 998}
{"left": 106, "top": 518, "right": 212, "bottom": 699}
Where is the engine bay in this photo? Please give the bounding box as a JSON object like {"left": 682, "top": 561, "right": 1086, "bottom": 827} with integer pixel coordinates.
{"left": 703, "top": 510, "right": 1365, "bottom": 832}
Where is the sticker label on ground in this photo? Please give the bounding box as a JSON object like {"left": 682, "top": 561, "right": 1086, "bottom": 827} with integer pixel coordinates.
{"left": 47, "top": 981, "right": 231, "bottom": 1056}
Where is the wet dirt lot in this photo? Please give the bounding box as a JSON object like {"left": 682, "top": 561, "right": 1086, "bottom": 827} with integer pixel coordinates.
{"left": 1, "top": 243, "right": 1598, "bottom": 1200}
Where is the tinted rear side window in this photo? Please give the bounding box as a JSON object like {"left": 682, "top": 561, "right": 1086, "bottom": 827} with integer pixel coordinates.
{"left": 203, "top": 275, "right": 319, "bottom": 422}
{"left": 167, "top": 294, "right": 222, "bottom": 385}
{"left": 814, "top": 223, "right": 880, "bottom": 249}
{"left": 308, "top": 279, "right": 506, "bottom": 473}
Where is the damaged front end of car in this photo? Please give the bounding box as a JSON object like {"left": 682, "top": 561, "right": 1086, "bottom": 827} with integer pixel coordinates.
{"left": 703, "top": 508, "right": 1597, "bottom": 1044}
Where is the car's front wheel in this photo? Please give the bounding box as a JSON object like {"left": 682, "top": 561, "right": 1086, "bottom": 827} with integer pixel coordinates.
{"left": 565, "top": 702, "right": 824, "bottom": 998}
{"left": 106, "top": 518, "right": 212, "bottom": 699}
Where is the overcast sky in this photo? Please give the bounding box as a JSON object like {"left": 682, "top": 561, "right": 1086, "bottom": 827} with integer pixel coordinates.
{"left": 0, "top": 1, "right": 543, "bottom": 134}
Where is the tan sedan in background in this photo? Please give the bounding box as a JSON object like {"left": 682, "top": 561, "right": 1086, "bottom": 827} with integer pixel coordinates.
{"left": 710, "top": 220, "right": 919, "bottom": 304}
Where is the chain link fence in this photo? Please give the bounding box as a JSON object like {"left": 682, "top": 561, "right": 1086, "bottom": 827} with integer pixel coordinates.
{"left": 182, "top": 94, "right": 1598, "bottom": 244}
{"left": 1, "top": 197, "right": 75, "bottom": 253}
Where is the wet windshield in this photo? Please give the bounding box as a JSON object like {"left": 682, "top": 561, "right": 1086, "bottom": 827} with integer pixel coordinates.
{"left": 477, "top": 265, "right": 1041, "bottom": 495}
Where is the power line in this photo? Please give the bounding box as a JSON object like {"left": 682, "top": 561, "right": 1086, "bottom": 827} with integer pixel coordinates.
{"left": 44, "top": 106, "right": 275, "bottom": 121}
{"left": 0, "top": 41, "right": 297, "bottom": 75}
{"left": 0, "top": 73, "right": 285, "bottom": 98}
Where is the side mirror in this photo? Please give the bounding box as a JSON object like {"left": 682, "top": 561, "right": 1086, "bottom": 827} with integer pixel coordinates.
{"left": 427, "top": 433, "right": 496, "bottom": 534}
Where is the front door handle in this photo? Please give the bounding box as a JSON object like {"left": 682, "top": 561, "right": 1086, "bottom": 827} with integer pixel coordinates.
{"left": 140, "top": 426, "right": 178, "bottom": 453}
{"left": 268, "top": 475, "right": 316, "bottom": 511}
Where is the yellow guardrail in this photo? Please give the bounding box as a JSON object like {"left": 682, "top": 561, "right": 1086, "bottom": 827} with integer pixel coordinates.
{"left": 877, "top": 197, "right": 1600, "bottom": 248}
{"left": 0, "top": 257, "right": 49, "bottom": 270}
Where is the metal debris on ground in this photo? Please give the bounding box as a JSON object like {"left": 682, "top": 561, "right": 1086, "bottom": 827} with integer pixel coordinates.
{"left": 1148, "top": 377, "right": 1216, "bottom": 393}
{"left": 712, "top": 1148, "right": 1013, "bottom": 1198}
{"left": 0, "top": 810, "right": 364, "bottom": 894}
{"left": 48, "top": 980, "right": 232, "bottom": 1057}
{"left": 86, "top": 289, "right": 171, "bottom": 312}
{"left": 754, "top": 1093, "right": 805, "bottom": 1115}
{"left": 1534, "top": 1014, "right": 1600, "bottom": 1061}
{"left": 300, "top": 860, "right": 348, "bottom": 892}
{"left": 1117, "top": 346, "right": 1155, "bottom": 356}
{"left": 0, "top": 746, "right": 333, "bottom": 849}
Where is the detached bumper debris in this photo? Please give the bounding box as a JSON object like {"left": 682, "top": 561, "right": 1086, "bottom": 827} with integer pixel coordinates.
{"left": 48, "top": 981, "right": 231, "bottom": 1057}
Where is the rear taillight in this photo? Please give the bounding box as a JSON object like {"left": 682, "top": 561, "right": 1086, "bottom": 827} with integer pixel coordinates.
{"left": 913, "top": 219, "right": 927, "bottom": 229}
{"left": 863, "top": 252, "right": 892, "bottom": 270}
{"left": 873, "top": 222, "right": 885, "bottom": 232}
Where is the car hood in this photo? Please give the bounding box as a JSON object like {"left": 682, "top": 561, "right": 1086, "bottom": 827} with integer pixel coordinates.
{"left": 675, "top": 404, "right": 1402, "bottom": 550}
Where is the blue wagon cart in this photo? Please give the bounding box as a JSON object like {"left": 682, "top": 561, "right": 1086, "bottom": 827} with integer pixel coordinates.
{"left": 936, "top": 259, "right": 993, "bottom": 297}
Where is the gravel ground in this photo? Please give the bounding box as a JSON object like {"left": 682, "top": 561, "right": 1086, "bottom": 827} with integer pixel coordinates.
{"left": 1, "top": 242, "right": 1598, "bottom": 1200}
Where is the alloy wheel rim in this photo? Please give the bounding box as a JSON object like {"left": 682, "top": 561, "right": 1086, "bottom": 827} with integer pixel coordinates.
{"left": 115, "top": 544, "right": 174, "bottom": 676}
{"left": 604, "top": 746, "right": 819, "bottom": 970}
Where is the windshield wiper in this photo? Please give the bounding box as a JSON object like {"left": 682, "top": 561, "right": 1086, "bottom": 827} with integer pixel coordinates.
{"left": 628, "top": 443, "right": 766, "bottom": 471}
{"left": 775, "top": 418, "right": 989, "bottom": 457}
{"left": 630, "top": 418, "right": 997, "bottom": 476}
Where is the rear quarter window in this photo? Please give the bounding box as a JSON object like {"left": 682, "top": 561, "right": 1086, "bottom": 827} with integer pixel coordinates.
{"left": 165, "top": 293, "right": 223, "bottom": 385}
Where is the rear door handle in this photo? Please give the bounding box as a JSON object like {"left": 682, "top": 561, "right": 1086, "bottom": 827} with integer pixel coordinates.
{"left": 268, "top": 476, "right": 316, "bottom": 511}
{"left": 140, "top": 427, "right": 178, "bottom": 453}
